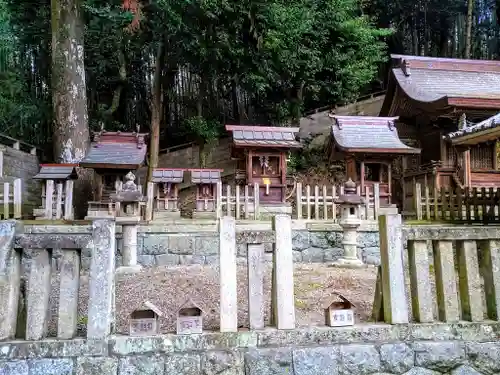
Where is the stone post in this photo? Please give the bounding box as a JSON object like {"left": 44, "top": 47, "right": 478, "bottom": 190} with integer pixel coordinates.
{"left": 378, "top": 214, "right": 409, "bottom": 324}
{"left": 219, "top": 216, "right": 238, "bottom": 332}
{"left": 247, "top": 243, "right": 264, "bottom": 330}
{"left": 26, "top": 249, "right": 52, "bottom": 340}
{"left": 116, "top": 217, "right": 141, "bottom": 273}
{"left": 0, "top": 220, "right": 20, "bottom": 340}
{"left": 87, "top": 218, "right": 116, "bottom": 339}
{"left": 332, "top": 179, "right": 364, "bottom": 267}
{"left": 57, "top": 250, "right": 81, "bottom": 339}
{"left": 272, "top": 214, "right": 295, "bottom": 330}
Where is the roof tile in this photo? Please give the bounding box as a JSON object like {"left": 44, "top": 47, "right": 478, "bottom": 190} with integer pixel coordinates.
{"left": 226, "top": 125, "right": 301, "bottom": 148}
{"left": 80, "top": 143, "right": 147, "bottom": 167}
{"left": 331, "top": 116, "right": 420, "bottom": 153}
{"left": 152, "top": 169, "right": 185, "bottom": 183}
{"left": 190, "top": 169, "right": 222, "bottom": 184}
{"left": 33, "top": 165, "right": 78, "bottom": 180}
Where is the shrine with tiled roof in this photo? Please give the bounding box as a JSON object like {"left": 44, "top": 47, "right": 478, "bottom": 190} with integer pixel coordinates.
{"left": 80, "top": 128, "right": 148, "bottom": 218}
{"left": 328, "top": 115, "right": 420, "bottom": 206}
{"left": 378, "top": 54, "right": 500, "bottom": 206}
{"left": 225, "top": 125, "right": 302, "bottom": 206}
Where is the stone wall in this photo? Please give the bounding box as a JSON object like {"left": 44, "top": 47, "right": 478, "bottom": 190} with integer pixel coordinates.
{"left": 1, "top": 323, "right": 500, "bottom": 374}
{"left": 21, "top": 222, "right": 381, "bottom": 270}
{"left": 1, "top": 145, "right": 41, "bottom": 214}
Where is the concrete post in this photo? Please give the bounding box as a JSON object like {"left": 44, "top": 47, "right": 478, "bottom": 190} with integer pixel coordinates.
{"left": 87, "top": 218, "right": 116, "bottom": 339}
{"left": 219, "top": 216, "right": 238, "bottom": 332}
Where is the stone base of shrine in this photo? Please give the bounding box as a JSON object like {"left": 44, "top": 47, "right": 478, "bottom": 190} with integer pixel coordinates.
{"left": 258, "top": 203, "right": 292, "bottom": 219}
{"left": 192, "top": 210, "right": 218, "bottom": 219}
{"left": 153, "top": 210, "right": 181, "bottom": 221}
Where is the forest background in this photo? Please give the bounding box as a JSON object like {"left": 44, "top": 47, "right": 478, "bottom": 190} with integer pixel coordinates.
{"left": 0, "top": 0, "right": 497, "bottom": 169}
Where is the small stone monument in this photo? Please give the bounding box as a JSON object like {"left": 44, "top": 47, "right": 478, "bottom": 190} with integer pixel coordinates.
{"left": 129, "top": 301, "right": 163, "bottom": 336}
{"left": 176, "top": 298, "right": 203, "bottom": 335}
{"left": 331, "top": 178, "right": 364, "bottom": 267}
{"left": 324, "top": 292, "right": 355, "bottom": 327}
{"left": 111, "top": 171, "right": 146, "bottom": 273}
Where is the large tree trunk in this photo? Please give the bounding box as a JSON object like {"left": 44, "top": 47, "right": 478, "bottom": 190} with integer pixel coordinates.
{"left": 51, "top": 0, "right": 91, "bottom": 219}
{"left": 146, "top": 40, "right": 165, "bottom": 183}
{"left": 465, "top": 0, "right": 474, "bottom": 58}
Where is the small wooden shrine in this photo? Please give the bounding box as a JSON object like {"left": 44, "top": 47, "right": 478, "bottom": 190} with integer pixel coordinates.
{"left": 225, "top": 125, "right": 301, "bottom": 210}
{"left": 327, "top": 115, "right": 420, "bottom": 206}
{"left": 32, "top": 164, "right": 78, "bottom": 220}
{"left": 190, "top": 168, "right": 222, "bottom": 218}
{"left": 176, "top": 298, "right": 203, "bottom": 335}
{"left": 151, "top": 168, "right": 185, "bottom": 219}
{"left": 380, "top": 54, "right": 500, "bottom": 197}
{"left": 79, "top": 129, "right": 148, "bottom": 217}
{"left": 129, "top": 301, "right": 163, "bottom": 336}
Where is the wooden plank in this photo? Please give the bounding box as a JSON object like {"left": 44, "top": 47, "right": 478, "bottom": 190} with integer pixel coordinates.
{"left": 306, "top": 185, "right": 311, "bottom": 220}
{"left": 3, "top": 182, "right": 8, "bottom": 219}
{"left": 322, "top": 185, "right": 328, "bottom": 220}
{"left": 364, "top": 186, "right": 371, "bottom": 219}
{"left": 55, "top": 183, "right": 63, "bottom": 220}
{"left": 244, "top": 185, "right": 249, "bottom": 219}
{"left": 235, "top": 185, "right": 241, "bottom": 219}
{"left": 472, "top": 188, "right": 479, "bottom": 221}
{"left": 373, "top": 183, "right": 380, "bottom": 219}
{"left": 314, "top": 185, "right": 319, "bottom": 220}
{"left": 433, "top": 187, "right": 439, "bottom": 220}
{"left": 45, "top": 180, "right": 54, "bottom": 220}
{"left": 415, "top": 183, "right": 422, "bottom": 220}
{"left": 424, "top": 186, "right": 430, "bottom": 220}
{"left": 440, "top": 188, "right": 447, "bottom": 221}
{"left": 465, "top": 187, "right": 472, "bottom": 222}
{"left": 296, "top": 183, "right": 302, "bottom": 219}
{"left": 226, "top": 185, "right": 232, "bottom": 216}
{"left": 332, "top": 186, "right": 337, "bottom": 221}
{"left": 456, "top": 188, "right": 463, "bottom": 222}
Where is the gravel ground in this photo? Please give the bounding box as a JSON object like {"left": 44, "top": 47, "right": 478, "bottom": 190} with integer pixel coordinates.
{"left": 40, "top": 264, "right": 378, "bottom": 336}
{"left": 35, "top": 261, "right": 484, "bottom": 337}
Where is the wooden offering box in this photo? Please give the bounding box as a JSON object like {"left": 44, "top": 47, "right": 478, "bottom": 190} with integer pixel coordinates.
{"left": 324, "top": 293, "right": 355, "bottom": 327}
{"left": 151, "top": 168, "right": 185, "bottom": 214}
{"left": 129, "top": 301, "right": 163, "bottom": 336}
{"left": 176, "top": 299, "right": 203, "bottom": 335}
{"left": 225, "top": 125, "right": 302, "bottom": 204}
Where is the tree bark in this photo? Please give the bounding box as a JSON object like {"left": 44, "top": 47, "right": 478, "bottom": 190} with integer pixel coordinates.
{"left": 465, "top": 0, "right": 474, "bottom": 58}
{"left": 51, "top": 0, "right": 91, "bottom": 219}
{"left": 146, "top": 40, "right": 165, "bottom": 183}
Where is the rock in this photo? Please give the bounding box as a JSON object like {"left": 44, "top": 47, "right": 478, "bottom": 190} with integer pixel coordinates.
{"left": 201, "top": 350, "right": 244, "bottom": 375}
{"left": 324, "top": 247, "right": 344, "bottom": 262}
{"left": 118, "top": 355, "right": 165, "bottom": 375}
{"left": 180, "top": 255, "right": 206, "bottom": 265}
{"left": 451, "top": 365, "right": 482, "bottom": 375}
{"left": 169, "top": 236, "right": 195, "bottom": 255}
{"left": 293, "top": 251, "right": 303, "bottom": 262}
{"left": 155, "top": 254, "right": 180, "bottom": 266}
{"left": 362, "top": 247, "right": 381, "bottom": 265}
{"left": 244, "top": 348, "right": 293, "bottom": 375}
{"left": 205, "top": 256, "right": 219, "bottom": 265}
{"left": 0, "top": 360, "right": 28, "bottom": 375}
{"left": 292, "top": 232, "right": 310, "bottom": 251}
{"left": 359, "top": 232, "right": 379, "bottom": 248}
{"left": 29, "top": 359, "right": 73, "bottom": 375}
{"left": 413, "top": 341, "right": 466, "bottom": 372}
{"left": 194, "top": 237, "right": 219, "bottom": 256}
{"left": 326, "top": 232, "right": 342, "bottom": 247}
{"left": 402, "top": 368, "right": 441, "bottom": 375}
{"left": 138, "top": 255, "right": 155, "bottom": 267}
{"left": 76, "top": 357, "right": 118, "bottom": 375}
{"left": 293, "top": 346, "right": 340, "bottom": 375}
{"left": 165, "top": 353, "right": 201, "bottom": 375}
{"left": 310, "top": 233, "right": 329, "bottom": 248}
{"left": 301, "top": 247, "right": 325, "bottom": 263}
{"left": 467, "top": 342, "right": 500, "bottom": 374}
{"left": 380, "top": 343, "right": 414, "bottom": 374}
{"left": 340, "top": 344, "right": 381, "bottom": 375}
{"left": 142, "top": 235, "right": 168, "bottom": 255}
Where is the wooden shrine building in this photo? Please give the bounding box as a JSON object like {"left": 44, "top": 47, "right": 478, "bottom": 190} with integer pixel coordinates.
{"left": 327, "top": 115, "right": 420, "bottom": 206}
{"left": 80, "top": 130, "right": 148, "bottom": 217}
{"left": 225, "top": 125, "right": 301, "bottom": 213}
{"left": 379, "top": 54, "right": 500, "bottom": 205}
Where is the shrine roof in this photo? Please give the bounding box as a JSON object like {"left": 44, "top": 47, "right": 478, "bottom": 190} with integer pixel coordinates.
{"left": 80, "top": 131, "right": 148, "bottom": 169}
{"left": 444, "top": 113, "right": 500, "bottom": 144}
{"left": 390, "top": 54, "right": 500, "bottom": 104}
{"left": 330, "top": 116, "right": 421, "bottom": 154}
{"left": 33, "top": 164, "right": 79, "bottom": 180}
{"left": 190, "top": 169, "right": 222, "bottom": 184}
{"left": 225, "top": 125, "right": 302, "bottom": 149}
{"left": 151, "top": 168, "right": 185, "bottom": 183}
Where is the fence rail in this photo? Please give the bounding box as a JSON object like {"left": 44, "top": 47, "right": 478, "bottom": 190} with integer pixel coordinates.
{"left": 0, "top": 179, "right": 22, "bottom": 219}
{"left": 410, "top": 183, "right": 500, "bottom": 222}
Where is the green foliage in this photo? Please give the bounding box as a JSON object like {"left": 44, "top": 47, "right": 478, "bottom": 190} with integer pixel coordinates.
{"left": 184, "top": 116, "right": 222, "bottom": 144}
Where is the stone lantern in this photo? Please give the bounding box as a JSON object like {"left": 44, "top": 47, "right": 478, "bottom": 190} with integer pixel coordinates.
{"left": 111, "top": 171, "right": 146, "bottom": 273}
{"left": 332, "top": 178, "right": 364, "bottom": 267}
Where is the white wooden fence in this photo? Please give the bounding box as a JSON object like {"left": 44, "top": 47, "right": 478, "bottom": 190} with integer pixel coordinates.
{"left": 0, "top": 179, "right": 22, "bottom": 219}
{"left": 213, "top": 182, "right": 381, "bottom": 221}
{"left": 295, "top": 182, "right": 381, "bottom": 221}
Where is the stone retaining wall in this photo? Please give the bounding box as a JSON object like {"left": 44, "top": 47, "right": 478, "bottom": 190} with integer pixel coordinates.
{"left": 20, "top": 222, "right": 381, "bottom": 270}
{"left": 1, "top": 323, "right": 500, "bottom": 374}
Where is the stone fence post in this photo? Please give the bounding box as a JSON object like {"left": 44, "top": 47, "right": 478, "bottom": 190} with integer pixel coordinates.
{"left": 87, "top": 218, "right": 116, "bottom": 339}
{"left": 378, "top": 214, "right": 409, "bottom": 324}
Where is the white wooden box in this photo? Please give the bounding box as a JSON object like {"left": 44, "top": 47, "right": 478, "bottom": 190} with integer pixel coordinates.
{"left": 177, "top": 316, "right": 203, "bottom": 335}
{"left": 326, "top": 308, "right": 354, "bottom": 327}
{"left": 129, "top": 318, "right": 158, "bottom": 336}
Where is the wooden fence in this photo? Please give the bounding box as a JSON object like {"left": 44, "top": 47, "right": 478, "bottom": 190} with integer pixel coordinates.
{"left": 411, "top": 183, "right": 500, "bottom": 222}
{"left": 214, "top": 182, "right": 381, "bottom": 221}
{"left": 0, "top": 179, "right": 22, "bottom": 219}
